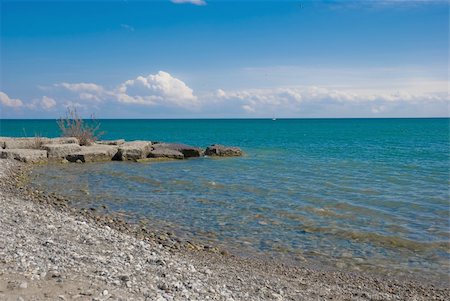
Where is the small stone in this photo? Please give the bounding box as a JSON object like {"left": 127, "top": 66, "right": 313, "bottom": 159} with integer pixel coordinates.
{"left": 102, "top": 290, "right": 108, "bottom": 296}
{"left": 19, "top": 281, "right": 28, "bottom": 289}
{"left": 119, "top": 275, "right": 130, "bottom": 282}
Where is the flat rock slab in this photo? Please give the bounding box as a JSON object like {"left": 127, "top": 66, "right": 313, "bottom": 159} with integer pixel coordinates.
{"left": 0, "top": 149, "right": 48, "bottom": 163}
{"left": 47, "top": 137, "right": 79, "bottom": 145}
{"left": 148, "top": 147, "right": 184, "bottom": 159}
{"left": 66, "top": 145, "right": 119, "bottom": 163}
{"left": 2, "top": 138, "right": 45, "bottom": 150}
{"left": 153, "top": 143, "right": 203, "bottom": 158}
{"left": 205, "top": 144, "right": 243, "bottom": 157}
{"left": 115, "top": 141, "right": 152, "bottom": 161}
{"left": 1, "top": 137, "right": 79, "bottom": 150}
{"left": 96, "top": 139, "right": 125, "bottom": 146}
{"left": 42, "top": 144, "right": 83, "bottom": 160}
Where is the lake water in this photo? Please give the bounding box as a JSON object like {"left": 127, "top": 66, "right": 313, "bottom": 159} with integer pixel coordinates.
{"left": 1, "top": 118, "right": 449, "bottom": 279}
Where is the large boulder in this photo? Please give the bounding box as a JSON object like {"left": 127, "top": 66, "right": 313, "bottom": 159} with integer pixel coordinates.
{"left": 42, "top": 143, "right": 83, "bottom": 160}
{"left": 0, "top": 149, "right": 48, "bottom": 163}
{"left": 205, "top": 144, "right": 243, "bottom": 157}
{"left": 148, "top": 147, "right": 184, "bottom": 159}
{"left": 153, "top": 143, "right": 203, "bottom": 158}
{"left": 114, "top": 141, "right": 152, "bottom": 161}
{"left": 66, "top": 145, "right": 119, "bottom": 163}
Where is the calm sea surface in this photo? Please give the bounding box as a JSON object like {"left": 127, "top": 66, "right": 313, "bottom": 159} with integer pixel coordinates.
{"left": 1, "top": 118, "right": 449, "bottom": 279}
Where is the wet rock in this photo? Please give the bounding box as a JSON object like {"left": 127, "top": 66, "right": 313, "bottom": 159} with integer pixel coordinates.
{"left": 205, "top": 144, "right": 243, "bottom": 157}
{"left": 0, "top": 149, "right": 48, "bottom": 163}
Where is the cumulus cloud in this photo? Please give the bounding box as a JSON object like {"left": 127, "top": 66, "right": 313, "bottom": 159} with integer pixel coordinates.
{"left": 171, "top": 0, "right": 206, "bottom": 5}
{"left": 0, "top": 91, "right": 23, "bottom": 107}
{"left": 53, "top": 71, "right": 198, "bottom": 109}
{"left": 116, "top": 71, "right": 198, "bottom": 108}
{"left": 41, "top": 96, "right": 57, "bottom": 109}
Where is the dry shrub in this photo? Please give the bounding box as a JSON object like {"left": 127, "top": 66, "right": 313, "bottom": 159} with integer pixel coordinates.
{"left": 57, "top": 107, "right": 104, "bottom": 146}
{"left": 33, "top": 134, "right": 45, "bottom": 149}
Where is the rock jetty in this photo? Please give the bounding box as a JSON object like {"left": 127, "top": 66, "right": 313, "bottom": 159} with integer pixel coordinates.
{"left": 0, "top": 137, "right": 243, "bottom": 164}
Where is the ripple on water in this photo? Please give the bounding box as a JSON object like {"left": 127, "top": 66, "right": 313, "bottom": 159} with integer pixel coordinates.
{"left": 28, "top": 126, "right": 450, "bottom": 281}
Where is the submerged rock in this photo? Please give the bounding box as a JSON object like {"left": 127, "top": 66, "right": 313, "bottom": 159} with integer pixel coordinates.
{"left": 114, "top": 141, "right": 152, "bottom": 161}
{"left": 205, "top": 144, "right": 243, "bottom": 157}
{"left": 66, "top": 145, "right": 119, "bottom": 163}
{"left": 0, "top": 149, "right": 48, "bottom": 163}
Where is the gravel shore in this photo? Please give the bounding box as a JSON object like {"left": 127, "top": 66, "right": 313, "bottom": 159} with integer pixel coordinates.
{"left": 0, "top": 159, "right": 448, "bottom": 300}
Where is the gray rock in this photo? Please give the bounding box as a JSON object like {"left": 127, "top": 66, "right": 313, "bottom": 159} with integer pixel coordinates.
{"left": 96, "top": 139, "right": 125, "bottom": 146}
{"left": 47, "top": 137, "right": 79, "bottom": 145}
{"left": 115, "top": 141, "right": 152, "bottom": 161}
{"left": 1, "top": 137, "right": 79, "bottom": 150}
{"left": 42, "top": 144, "right": 82, "bottom": 160}
{"left": 153, "top": 143, "right": 203, "bottom": 158}
{"left": 148, "top": 148, "right": 184, "bottom": 160}
{"left": 205, "top": 144, "right": 243, "bottom": 157}
{"left": 3, "top": 137, "right": 46, "bottom": 150}
{"left": 0, "top": 149, "right": 48, "bottom": 163}
{"left": 66, "top": 145, "right": 118, "bottom": 163}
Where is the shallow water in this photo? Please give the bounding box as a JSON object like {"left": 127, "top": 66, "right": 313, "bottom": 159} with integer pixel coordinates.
{"left": 3, "top": 118, "right": 449, "bottom": 279}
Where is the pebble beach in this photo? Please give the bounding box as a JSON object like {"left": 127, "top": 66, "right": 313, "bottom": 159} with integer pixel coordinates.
{"left": 1, "top": 158, "right": 449, "bottom": 300}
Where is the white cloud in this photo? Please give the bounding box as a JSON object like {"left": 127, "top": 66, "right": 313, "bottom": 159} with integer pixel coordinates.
{"left": 116, "top": 71, "right": 198, "bottom": 108}
{"left": 0, "top": 91, "right": 23, "bottom": 107}
{"left": 56, "top": 82, "right": 108, "bottom": 102}
{"left": 57, "top": 82, "right": 105, "bottom": 93}
{"left": 41, "top": 96, "right": 57, "bottom": 109}
{"left": 215, "top": 86, "right": 449, "bottom": 115}
{"left": 171, "top": 0, "right": 206, "bottom": 5}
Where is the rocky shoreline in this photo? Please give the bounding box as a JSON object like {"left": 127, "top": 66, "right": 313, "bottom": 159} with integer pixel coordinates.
{"left": 0, "top": 136, "right": 243, "bottom": 164}
{"left": 0, "top": 158, "right": 449, "bottom": 300}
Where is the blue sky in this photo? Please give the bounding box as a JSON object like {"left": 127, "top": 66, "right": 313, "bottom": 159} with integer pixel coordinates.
{"left": 0, "top": 0, "right": 448, "bottom": 118}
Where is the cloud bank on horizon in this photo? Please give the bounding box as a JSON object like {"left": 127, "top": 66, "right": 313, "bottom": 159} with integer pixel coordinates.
{"left": 1, "top": 69, "right": 447, "bottom": 118}
{"left": 0, "top": 0, "right": 448, "bottom": 118}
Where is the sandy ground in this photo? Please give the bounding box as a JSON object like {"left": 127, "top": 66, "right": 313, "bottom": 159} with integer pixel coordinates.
{"left": 0, "top": 159, "right": 448, "bottom": 301}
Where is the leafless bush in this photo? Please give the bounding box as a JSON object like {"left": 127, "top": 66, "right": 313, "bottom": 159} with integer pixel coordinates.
{"left": 57, "top": 107, "right": 104, "bottom": 146}
{"left": 33, "top": 134, "right": 45, "bottom": 149}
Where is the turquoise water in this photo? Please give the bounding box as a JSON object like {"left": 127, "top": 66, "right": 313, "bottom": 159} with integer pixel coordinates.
{"left": 1, "top": 118, "right": 449, "bottom": 278}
